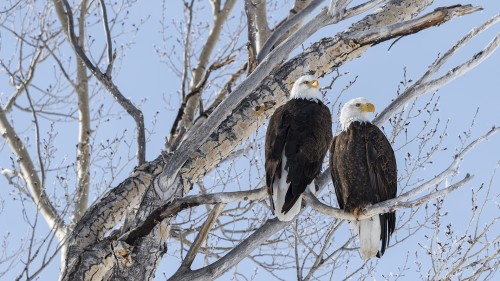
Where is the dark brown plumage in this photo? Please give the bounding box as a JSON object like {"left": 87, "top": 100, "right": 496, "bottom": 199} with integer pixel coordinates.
{"left": 266, "top": 98, "right": 332, "bottom": 221}
{"left": 330, "top": 121, "right": 397, "bottom": 258}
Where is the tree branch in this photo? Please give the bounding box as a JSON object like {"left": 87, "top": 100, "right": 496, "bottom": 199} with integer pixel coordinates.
{"left": 375, "top": 13, "right": 500, "bottom": 126}
{"left": 119, "top": 188, "right": 266, "bottom": 245}
{"left": 0, "top": 107, "right": 67, "bottom": 241}
{"left": 98, "top": 0, "right": 115, "bottom": 77}
{"left": 304, "top": 174, "right": 473, "bottom": 221}
{"left": 59, "top": 0, "right": 146, "bottom": 164}
{"left": 173, "top": 203, "right": 226, "bottom": 276}
{"left": 72, "top": 0, "right": 91, "bottom": 227}
{"left": 175, "top": 0, "right": 237, "bottom": 140}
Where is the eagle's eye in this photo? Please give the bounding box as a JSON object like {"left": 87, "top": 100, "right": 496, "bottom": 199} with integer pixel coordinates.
{"left": 303, "top": 81, "right": 310, "bottom": 85}
{"left": 355, "top": 103, "right": 361, "bottom": 107}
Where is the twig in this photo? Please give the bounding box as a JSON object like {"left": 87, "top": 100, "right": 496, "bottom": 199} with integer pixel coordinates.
{"left": 98, "top": 0, "right": 114, "bottom": 77}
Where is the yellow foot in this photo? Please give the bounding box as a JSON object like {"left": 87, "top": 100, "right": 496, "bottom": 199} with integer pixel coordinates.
{"left": 353, "top": 207, "right": 360, "bottom": 220}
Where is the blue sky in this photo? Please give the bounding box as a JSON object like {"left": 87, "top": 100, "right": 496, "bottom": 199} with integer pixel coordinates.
{"left": 0, "top": 1, "right": 499, "bottom": 280}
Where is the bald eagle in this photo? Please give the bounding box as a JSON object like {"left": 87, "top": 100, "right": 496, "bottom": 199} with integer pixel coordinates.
{"left": 330, "top": 97, "right": 397, "bottom": 259}
{"left": 265, "top": 75, "right": 333, "bottom": 221}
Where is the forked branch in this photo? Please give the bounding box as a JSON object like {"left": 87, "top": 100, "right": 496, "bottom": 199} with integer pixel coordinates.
{"left": 60, "top": 0, "right": 146, "bottom": 164}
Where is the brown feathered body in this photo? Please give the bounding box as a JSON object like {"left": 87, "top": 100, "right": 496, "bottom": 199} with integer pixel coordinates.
{"left": 330, "top": 121, "right": 397, "bottom": 258}
{"left": 265, "top": 99, "right": 332, "bottom": 221}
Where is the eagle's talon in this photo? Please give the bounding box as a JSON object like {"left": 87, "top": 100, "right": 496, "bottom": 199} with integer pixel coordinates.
{"left": 353, "top": 207, "right": 360, "bottom": 220}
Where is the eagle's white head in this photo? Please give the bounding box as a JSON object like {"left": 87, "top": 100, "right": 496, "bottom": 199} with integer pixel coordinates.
{"left": 290, "top": 75, "right": 321, "bottom": 102}
{"left": 339, "top": 97, "right": 375, "bottom": 131}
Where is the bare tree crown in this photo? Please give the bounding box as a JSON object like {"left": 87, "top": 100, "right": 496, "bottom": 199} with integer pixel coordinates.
{"left": 0, "top": 1, "right": 498, "bottom": 280}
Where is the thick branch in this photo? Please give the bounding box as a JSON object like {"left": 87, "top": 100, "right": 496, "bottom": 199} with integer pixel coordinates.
{"left": 61, "top": 157, "right": 164, "bottom": 280}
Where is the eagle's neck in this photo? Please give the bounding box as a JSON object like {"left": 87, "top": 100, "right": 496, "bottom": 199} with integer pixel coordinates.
{"left": 290, "top": 91, "right": 321, "bottom": 103}
{"left": 340, "top": 111, "right": 371, "bottom": 131}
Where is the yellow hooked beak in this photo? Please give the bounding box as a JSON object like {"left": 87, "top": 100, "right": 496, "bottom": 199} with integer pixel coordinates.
{"left": 309, "top": 80, "right": 319, "bottom": 89}
{"left": 361, "top": 102, "right": 375, "bottom": 113}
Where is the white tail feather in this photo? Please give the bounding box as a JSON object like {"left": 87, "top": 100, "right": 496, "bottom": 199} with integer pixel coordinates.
{"left": 352, "top": 217, "right": 381, "bottom": 260}
{"left": 272, "top": 153, "right": 315, "bottom": 221}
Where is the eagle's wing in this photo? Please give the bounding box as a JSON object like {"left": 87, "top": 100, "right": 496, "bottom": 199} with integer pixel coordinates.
{"left": 365, "top": 123, "right": 397, "bottom": 256}
{"left": 283, "top": 103, "right": 332, "bottom": 213}
{"left": 265, "top": 105, "right": 290, "bottom": 211}
{"left": 329, "top": 135, "right": 345, "bottom": 210}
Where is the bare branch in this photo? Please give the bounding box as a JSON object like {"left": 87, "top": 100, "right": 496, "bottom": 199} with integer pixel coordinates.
{"left": 119, "top": 188, "right": 266, "bottom": 245}
{"left": 304, "top": 174, "right": 473, "bottom": 221}
{"left": 176, "top": 0, "right": 237, "bottom": 137}
{"left": 375, "top": 13, "right": 500, "bottom": 125}
{"left": 72, "top": 0, "right": 91, "bottom": 227}
{"left": 3, "top": 49, "right": 42, "bottom": 112}
{"left": 398, "top": 126, "right": 499, "bottom": 200}
{"left": 98, "top": 0, "right": 115, "bottom": 77}
{"left": 0, "top": 107, "right": 67, "bottom": 241}
{"left": 59, "top": 0, "right": 146, "bottom": 164}
{"left": 171, "top": 203, "right": 226, "bottom": 277}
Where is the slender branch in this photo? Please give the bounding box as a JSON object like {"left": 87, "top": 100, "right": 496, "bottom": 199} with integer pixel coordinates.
{"left": 98, "top": 0, "right": 114, "bottom": 76}
{"left": 167, "top": 55, "right": 236, "bottom": 151}
{"left": 171, "top": 203, "right": 226, "bottom": 277}
{"left": 417, "top": 14, "right": 500, "bottom": 85}
{"left": 119, "top": 188, "right": 266, "bottom": 245}
{"left": 60, "top": 0, "right": 146, "bottom": 164}
{"left": 375, "top": 26, "right": 500, "bottom": 125}
{"left": 177, "top": 0, "right": 237, "bottom": 135}
{"left": 72, "top": 0, "right": 91, "bottom": 227}
{"left": 3, "top": 49, "right": 42, "bottom": 112}
{"left": 0, "top": 107, "right": 67, "bottom": 241}
{"left": 304, "top": 174, "right": 473, "bottom": 220}
{"left": 398, "top": 126, "right": 499, "bottom": 200}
